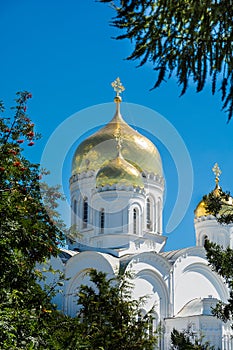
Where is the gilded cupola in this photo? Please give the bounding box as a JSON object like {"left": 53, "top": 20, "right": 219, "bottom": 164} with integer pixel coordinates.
{"left": 195, "top": 163, "right": 233, "bottom": 218}
{"left": 71, "top": 78, "right": 163, "bottom": 178}
{"left": 96, "top": 127, "right": 144, "bottom": 189}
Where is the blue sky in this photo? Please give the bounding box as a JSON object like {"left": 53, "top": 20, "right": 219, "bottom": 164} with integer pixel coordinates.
{"left": 1, "top": 0, "right": 232, "bottom": 251}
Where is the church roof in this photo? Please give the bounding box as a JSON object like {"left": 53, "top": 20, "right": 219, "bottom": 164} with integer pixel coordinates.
{"left": 176, "top": 297, "right": 218, "bottom": 317}
{"left": 59, "top": 248, "right": 78, "bottom": 263}
{"left": 161, "top": 246, "right": 206, "bottom": 264}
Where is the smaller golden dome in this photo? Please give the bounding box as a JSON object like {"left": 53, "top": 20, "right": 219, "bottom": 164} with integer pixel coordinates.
{"left": 195, "top": 164, "right": 225, "bottom": 218}
{"left": 195, "top": 200, "right": 209, "bottom": 218}
{"left": 195, "top": 184, "right": 220, "bottom": 217}
{"left": 96, "top": 154, "right": 144, "bottom": 189}
{"left": 195, "top": 185, "right": 233, "bottom": 218}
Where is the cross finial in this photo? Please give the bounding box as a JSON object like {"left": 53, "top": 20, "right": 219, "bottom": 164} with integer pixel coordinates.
{"left": 111, "top": 77, "right": 125, "bottom": 102}
{"left": 212, "top": 163, "right": 221, "bottom": 185}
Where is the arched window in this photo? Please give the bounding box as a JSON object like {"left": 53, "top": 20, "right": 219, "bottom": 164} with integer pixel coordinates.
{"left": 157, "top": 198, "right": 162, "bottom": 234}
{"left": 146, "top": 197, "right": 151, "bottom": 230}
{"left": 100, "top": 208, "right": 104, "bottom": 234}
{"left": 73, "top": 199, "right": 77, "bottom": 226}
{"left": 133, "top": 208, "right": 138, "bottom": 234}
{"left": 83, "top": 197, "right": 88, "bottom": 228}
{"left": 73, "top": 199, "right": 77, "bottom": 215}
{"left": 202, "top": 234, "right": 208, "bottom": 246}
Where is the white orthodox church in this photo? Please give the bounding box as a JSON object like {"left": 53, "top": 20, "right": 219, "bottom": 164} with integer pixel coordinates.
{"left": 47, "top": 79, "right": 233, "bottom": 349}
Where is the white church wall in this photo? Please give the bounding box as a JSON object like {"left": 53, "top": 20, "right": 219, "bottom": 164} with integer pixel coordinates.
{"left": 125, "top": 252, "right": 171, "bottom": 321}
{"left": 91, "top": 189, "right": 145, "bottom": 235}
{"left": 128, "top": 200, "right": 143, "bottom": 236}
{"left": 70, "top": 173, "right": 95, "bottom": 232}
{"left": 230, "top": 227, "right": 233, "bottom": 249}
{"left": 90, "top": 233, "right": 133, "bottom": 248}
{"left": 164, "top": 315, "right": 222, "bottom": 349}
{"left": 64, "top": 251, "right": 119, "bottom": 316}
{"left": 173, "top": 252, "right": 229, "bottom": 315}
{"left": 195, "top": 217, "right": 231, "bottom": 248}
{"left": 222, "top": 322, "right": 233, "bottom": 350}
{"left": 144, "top": 177, "right": 164, "bottom": 234}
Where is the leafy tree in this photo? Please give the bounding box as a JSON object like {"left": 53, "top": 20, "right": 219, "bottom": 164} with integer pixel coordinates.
{"left": 100, "top": 0, "right": 233, "bottom": 121}
{"left": 0, "top": 92, "right": 64, "bottom": 288}
{"left": 205, "top": 239, "right": 233, "bottom": 326}
{"left": 76, "top": 269, "right": 157, "bottom": 350}
{"left": 204, "top": 187, "right": 233, "bottom": 224}
{"left": 171, "top": 328, "right": 194, "bottom": 349}
{"left": 197, "top": 184, "right": 233, "bottom": 326}
{"left": 170, "top": 328, "right": 215, "bottom": 349}
{"left": 0, "top": 92, "right": 84, "bottom": 349}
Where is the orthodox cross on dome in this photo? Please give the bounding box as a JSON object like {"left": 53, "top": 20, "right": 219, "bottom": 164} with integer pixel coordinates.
{"left": 212, "top": 163, "right": 221, "bottom": 185}
{"left": 111, "top": 77, "right": 125, "bottom": 101}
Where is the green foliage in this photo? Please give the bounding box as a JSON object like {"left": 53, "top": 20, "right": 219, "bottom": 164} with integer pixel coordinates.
{"left": 76, "top": 269, "right": 157, "bottom": 350}
{"left": 0, "top": 92, "right": 78, "bottom": 349}
{"left": 0, "top": 92, "right": 64, "bottom": 284}
{"left": 203, "top": 186, "right": 233, "bottom": 325}
{"left": 100, "top": 0, "right": 233, "bottom": 121}
{"left": 204, "top": 188, "right": 233, "bottom": 224}
{"left": 205, "top": 240, "right": 233, "bottom": 324}
{"left": 171, "top": 328, "right": 194, "bottom": 349}
{"left": 170, "top": 327, "right": 215, "bottom": 349}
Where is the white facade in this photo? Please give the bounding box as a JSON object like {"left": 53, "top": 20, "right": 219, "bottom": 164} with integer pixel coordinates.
{"left": 195, "top": 214, "right": 233, "bottom": 249}
{"left": 46, "top": 90, "right": 232, "bottom": 349}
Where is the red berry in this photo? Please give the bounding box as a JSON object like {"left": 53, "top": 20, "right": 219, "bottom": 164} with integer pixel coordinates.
{"left": 28, "top": 141, "right": 35, "bottom": 146}
{"left": 27, "top": 93, "right": 32, "bottom": 99}
{"left": 23, "top": 106, "right": 27, "bottom": 112}
{"left": 0, "top": 167, "right": 5, "bottom": 171}
{"left": 27, "top": 131, "right": 34, "bottom": 137}
{"left": 8, "top": 149, "right": 17, "bottom": 155}
{"left": 17, "top": 140, "right": 24, "bottom": 144}
{"left": 13, "top": 161, "right": 21, "bottom": 167}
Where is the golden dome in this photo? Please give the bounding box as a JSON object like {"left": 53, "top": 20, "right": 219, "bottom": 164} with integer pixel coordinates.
{"left": 72, "top": 103, "right": 162, "bottom": 176}
{"left": 195, "top": 164, "right": 223, "bottom": 218}
{"left": 96, "top": 153, "right": 144, "bottom": 188}
{"left": 195, "top": 184, "right": 220, "bottom": 218}
{"left": 195, "top": 200, "right": 209, "bottom": 218}
{"left": 195, "top": 185, "right": 233, "bottom": 218}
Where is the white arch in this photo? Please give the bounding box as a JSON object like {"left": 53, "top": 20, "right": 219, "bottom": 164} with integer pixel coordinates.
{"left": 157, "top": 197, "right": 162, "bottom": 234}
{"left": 146, "top": 194, "right": 156, "bottom": 232}
{"left": 133, "top": 268, "right": 170, "bottom": 319}
{"left": 174, "top": 262, "right": 229, "bottom": 314}
{"left": 129, "top": 202, "right": 142, "bottom": 236}
{"left": 125, "top": 253, "right": 171, "bottom": 320}
{"left": 82, "top": 196, "right": 88, "bottom": 229}
{"left": 64, "top": 251, "right": 119, "bottom": 316}
{"left": 183, "top": 263, "right": 229, "bottom": 302}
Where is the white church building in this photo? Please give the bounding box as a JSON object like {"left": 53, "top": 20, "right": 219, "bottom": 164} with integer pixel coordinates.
{"left": 47, "top": 79, "right": 233, "bottom": 349}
